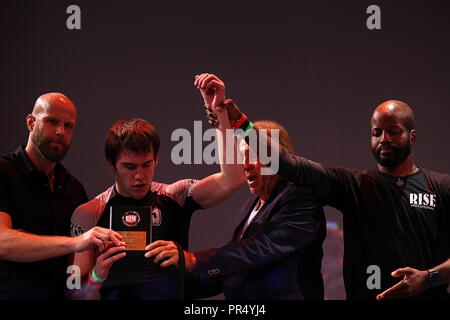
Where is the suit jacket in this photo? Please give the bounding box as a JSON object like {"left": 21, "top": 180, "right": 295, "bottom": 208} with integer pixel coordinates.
{"left": 194, "top": 179, "right": 326, "bottom": 300}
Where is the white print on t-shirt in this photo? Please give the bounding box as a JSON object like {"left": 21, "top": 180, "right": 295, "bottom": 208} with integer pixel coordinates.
{"left": 409, "top": 193, "right": 436, "bottom": 210}
{"left": 152, "top": 207, "right": 162, "bottom": 226}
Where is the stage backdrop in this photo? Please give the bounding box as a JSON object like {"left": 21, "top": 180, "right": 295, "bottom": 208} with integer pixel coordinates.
{"left": 1, "top": 0, "right": 449, "bottom": 300}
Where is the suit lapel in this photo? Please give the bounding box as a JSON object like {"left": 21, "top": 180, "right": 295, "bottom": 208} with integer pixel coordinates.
{"left": 241, "top": 181, "right": 292, "bottom": 240}
{"left": 225, "top": 180, "right": 292, "bottom": 297}
{"left": 231, "top": 196, "right": 259, "bottom": 242}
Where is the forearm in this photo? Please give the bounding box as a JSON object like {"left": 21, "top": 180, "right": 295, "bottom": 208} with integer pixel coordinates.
{"left": 279, "top": 150, "right": 333, "bottom": 195}
{"left": 0, "top": 227, "right": 75, "bottom": 262}
{"left": 216, "top": 110, "right": 245, "bottom": 190}
{"left": 195, "top": 204, "right": 323, "bottom": 281}
{"left": 193, "top": 111, "right": 245, "bottom": 209}
{"left": 197, "top": 229, "right": 315, "bottom": 279}
{"left": 248, "top": 129, "right": 333, "bottom": 198}
{"left": 229, "top": 106, "right": 330, "bottom": 190}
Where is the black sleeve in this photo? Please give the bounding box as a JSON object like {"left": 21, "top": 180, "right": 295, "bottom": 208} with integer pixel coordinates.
{"left": 278, "top": 149, "right": 333, "bottom": 196}
{"left": 184, "top": 195, "right": 203, "bottom": 213}
{"left": 0, "top": 169, "right": 12, "bottom": 215}
{"left": 277, "top": 148, "right": 358, "bottom": 210}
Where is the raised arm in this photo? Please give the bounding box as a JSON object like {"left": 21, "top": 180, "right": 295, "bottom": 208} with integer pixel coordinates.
{"left": 204, "top": 83, "right": 336, "bottom": 201}
{"left": 190, "top": 73, "right": 245, "bottom": 209}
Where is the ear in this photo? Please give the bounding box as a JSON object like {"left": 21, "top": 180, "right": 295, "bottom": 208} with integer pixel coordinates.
{"left": 154, "top": 154, "right": 159, "bottom": 166}
{"left": 410, "top": 130, "right": 417, "bottom": 145}
{"left": 26, "top": 114, "right": 35, "bottom": 132}
{"left": 106, "top": 159, "right": 116, "bottom": 174}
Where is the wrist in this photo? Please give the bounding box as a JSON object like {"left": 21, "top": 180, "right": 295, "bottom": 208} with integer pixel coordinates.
{"left": 67, "top": 236, "right": 79, "bottom": 253}
{"left": 233, "top": 113, "right": 247, "bottom": 130}
{"left": 427, "top": 269, "right": 441, "bottom": 287}
{"left": 184, "top": 251, "right": 197, "bottom": 275}
{"left": 89, "top": 267, "right": 106, "bottom": 286}
{"left": 219, "top": 99, "right": 242, "bottom": 126}
{"left": 93, "top": 266, "right": 108, "bottom": 281}
{"left": 234, "top": 118, "right": 254, "bottom": 139}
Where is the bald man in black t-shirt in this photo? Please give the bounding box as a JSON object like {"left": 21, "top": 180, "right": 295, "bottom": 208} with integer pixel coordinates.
{"left": 205, "top": 77, "right": 450, "bottom": 300}
{"left": 0, "top": 93, "right": 122, "bottom": 299}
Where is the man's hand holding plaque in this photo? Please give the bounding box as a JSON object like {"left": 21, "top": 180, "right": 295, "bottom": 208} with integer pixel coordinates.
{"left": 145, "top": 240, "right": 180, "bottom": 268}
{"left": 93, "top": 244, "right": 127, "bottom": 280}
{"left": 109, "top": 206, "right": 181, "bottom": 269}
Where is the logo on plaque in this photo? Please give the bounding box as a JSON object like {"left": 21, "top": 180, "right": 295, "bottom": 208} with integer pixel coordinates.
{"left": 111, "top": 206, "right": 152, "bottom": 251}
{"left": 122, "top": 211, "right": 141, "bottom": 227}
{"left": 152, "top": 207, "right": 162, "bottom": 226}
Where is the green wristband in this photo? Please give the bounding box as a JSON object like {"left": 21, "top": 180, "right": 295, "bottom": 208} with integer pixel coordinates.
{"left": 91, "top": 268, "right": 105, "bottom": 282}
{"left": 238, "top": 121, "right": 254, "bottom": 138}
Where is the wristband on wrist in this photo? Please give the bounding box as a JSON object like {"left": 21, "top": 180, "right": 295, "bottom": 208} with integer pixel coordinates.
{"left": 88, "top": 268, "right": 105, "bottom": 286}
{"left": 88, "top": 276, "right": 103, "bottom": 286}
{"left": 231, "top": 109, "right": 254, "bottom": 137}
{"left": 233, "top": 113, "right": 247, "bottom": 129}
{"left": 235, "top": 121, "right": 254, "bottom": 139}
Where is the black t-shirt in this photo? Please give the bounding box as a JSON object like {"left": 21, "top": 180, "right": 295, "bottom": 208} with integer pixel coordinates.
{"left": 70, "top": 179, "right": 201, "bottom": 299}
{"left": 0, "top": 146, "right": 88, "bottom": 299}
{"left": 278, "top": 149, "right": 450, "bottom": 299}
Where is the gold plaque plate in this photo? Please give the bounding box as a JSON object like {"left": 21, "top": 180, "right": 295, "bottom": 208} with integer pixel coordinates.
{"left": 117, "top": 231, "right": 147, "bottom": 251}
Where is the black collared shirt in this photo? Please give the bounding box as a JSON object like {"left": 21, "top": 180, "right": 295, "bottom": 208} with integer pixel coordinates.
{"left": 0, "top": 146, "right": 87, "bottom": 299}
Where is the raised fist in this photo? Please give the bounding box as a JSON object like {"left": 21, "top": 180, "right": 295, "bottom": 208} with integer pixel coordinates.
{"left": 194, "top": 73, "right": 226, "bottom": 110}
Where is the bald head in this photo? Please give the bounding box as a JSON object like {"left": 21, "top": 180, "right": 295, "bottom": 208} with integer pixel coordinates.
{"left": 26, "top": 92, "right": 77, "bottom": 164}
{"left": 370, "top": 100, "right": 417, "bottom": 172}
{"left": 371, "top": 100, "right": 415, "bottom": 131}
{"left": 32, "top": 92, "right": 76, "bottom": 118}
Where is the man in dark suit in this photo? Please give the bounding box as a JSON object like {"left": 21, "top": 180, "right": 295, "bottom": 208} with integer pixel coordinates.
{"left": 150, "top": 110, "right": 326, "bottom": 299}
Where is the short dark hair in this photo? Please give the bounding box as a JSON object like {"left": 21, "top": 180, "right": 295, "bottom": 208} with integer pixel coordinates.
{"left": 105, "top": 118, "right": 160, "bottom": 166}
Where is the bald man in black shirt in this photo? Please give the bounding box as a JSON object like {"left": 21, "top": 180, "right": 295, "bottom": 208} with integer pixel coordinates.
{"left": 206, "top": 77, "right": 450, "bottom": 300}
{"left": 0, "top": 93, "right": 123, "bottom": 299}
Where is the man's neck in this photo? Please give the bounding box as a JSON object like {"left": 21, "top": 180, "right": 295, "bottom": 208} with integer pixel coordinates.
{"left": 25, "top": 142, "right": 56, "bottom": 177}
{"left": 378, "top": 157, "right": 418, "bottom": 177}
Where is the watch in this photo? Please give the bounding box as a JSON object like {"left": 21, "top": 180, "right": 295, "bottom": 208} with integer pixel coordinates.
{"left": 427, "top": 269, "right": 441, "bottom": 287}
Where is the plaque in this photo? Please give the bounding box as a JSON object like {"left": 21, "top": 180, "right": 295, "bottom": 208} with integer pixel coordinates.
{"left": 109, "top": 205, "right": 152, "bottom": 251}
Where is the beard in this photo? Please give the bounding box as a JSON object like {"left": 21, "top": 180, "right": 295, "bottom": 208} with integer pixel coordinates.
{"left": 372, "top": 139, "right": 411, "bottom": 168}
{"left": 32, "top": 130, "right": 70, "bottom": 163}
